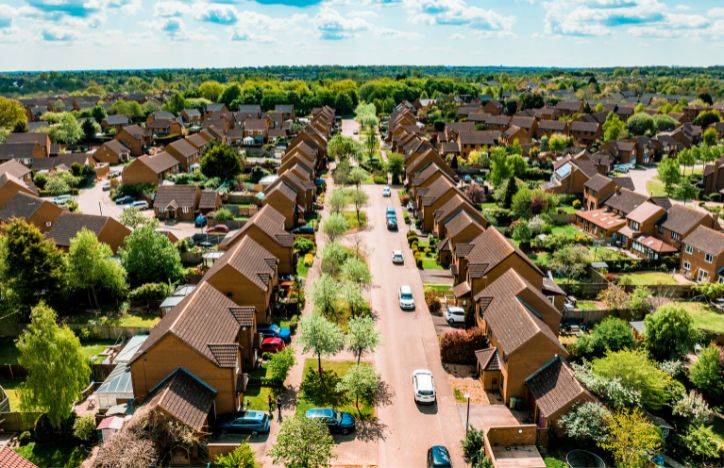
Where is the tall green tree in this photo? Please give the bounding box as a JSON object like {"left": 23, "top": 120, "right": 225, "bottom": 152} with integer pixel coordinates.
{"left": 327, "top": 134, "right": 359, "bottom": 162}
{"left": 336, "top": 364, "right": 380, "bottom": 413}
{"left": 0, "top": 96, "right": 28, "bottom": 131}
{"left": 347, "top": 166, "right": 367, "bottom": 188}
{"left": 340, "top": 281, "right": 367, "bottom": 318}
{"left": 346, "top": 315, "right": 379, "bottom": 364}
{"left": 689, "top": 344, "right": 723, "bottom": 400}
{"left": 310, "top": 274, "right": 340, "bottom": 318}
{"left": 341, "top": 256, "right": 372, "bottom": 287}
{"left": 327, "top": 188, "right": 347, "bottom": 214}
{"left": 644, "top": 304, "right": 696, "bottom": 360}
{"left": 17, "top": 302, "right": 91, "bottom": 427}
{"left": 199, "top": 80, "right": 225, "bottom": 102}
{"left": 299, "top": 314, "right": 345, "bottom": 375}
{"left": 201, "top": 142, "right": 242, "bottom": 179}
{"left": 387, "top": 153, "right": 404, "bottom": 184}
{"left": 657, "top": 157, "right": 681, "bottom": 195}
{"left": 269, "top": 415, "right": 335, "bottom": 468}
{"left": 66, "top": 228, "right": 127, "bottom": 308}
{"left": 602, "top": 112, "right": 626, "bottom": 141}
{"left": 50, "top": 113, "right": 83, "bottom": 144}
{"left": 321, "top": 213, "right": 348, "bottom": 242}
{"left": 0, "top": 219, "right": 64, "bottom": 319}
{"left": 626, "top": 112, "right": 656, "bottom": 136}
{"left": 349, "top": 189, "right": 368, "bottom": 224}
{"left": 119, "top": 225, "right": 183, "bottom": 286}
{"left": 599, "top": 408, "right": 663, "bottom": 468}
{"left": 164, "top": 93, "right": 186, "bottom": 114}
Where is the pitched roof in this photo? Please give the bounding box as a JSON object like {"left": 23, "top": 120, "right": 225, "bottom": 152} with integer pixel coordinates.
{"left": 46, "top": 213, "right": 112, "bottom": 248}
{"left": 0, "top": 192, "right": 56, "bottom": 222}
{"left": 120, "top": 124, "right": 147, "bottom": 139}
{"left": 464, "top": 228, "right": 543, "bottom": 279}
{"left": 103, "top": 115, "right": 129, "bottom": 125}
{"left": 199, "top": 190, "right": 219, "bottom": 210}
{"left": 101, "top": 139, "right": 129, "bottom": 155}
{"left": 0, "top": 447, "right": 37, "bottom": 468}
{"left": 525, "top": 357, "right": 592, "bottom": 419}
{"left": 0, "top": 172, "right": 36, "bottom": 195}
{"left": 583, "top": 174, "right": 614, "bottom": 192}
{"left": 154, "top": 185, "right": 199, "bottom": 209}
{"left": 661, "top": 204, "right": 711, "bottom": 235}
{"left": 444, "top": 210, "right": 483, "bottom": 239}
{"left": 421, "top": 176, "right": 457, "bottom": 207}
{"left": 0, "top": 143, "right": 39, "bottom": 160}
{"left": 571, "top": 121, "right": 600, "bottom": 132}
{"left": 475, "top": 348, "right": 500, "bottom": 371}
{"left": 0, "top": 159, "right": 31, "bottom": 179}
{"left": 5, "top": 133, "right": 48, "bottom": 146}
{"left": 626, "top": 202, "right": 665, "bottom": 224}
{"left": 604, "top": 188, "right": 649, "bottom": 215}
{"left": 612, "top": 177, "right": 635, "bottom": 191}
{"left": 474, "top": 269, "right": 566, "bottom": 356}
{"left": 220, "top": 204, "right": 294, "bottom": 250}
{"left": 683, "top": 225, "right": 724, "bottom": 257}
{"left": 137, "top": 152, "right": 179, "bottom": 174}
{"left": 204, "top": 235, "right": 278, "bottom": 291}
{"left": 131, "top": 282, "right": 248, "bottom": 368}
{"left": 167, "top": 138, "right": 198, "bottom": 158}
{"left": 186, "top": 133, "right": 209, "bottom": 149}
{"left": 145, "top": 368, "right": 217, "bottom": 431}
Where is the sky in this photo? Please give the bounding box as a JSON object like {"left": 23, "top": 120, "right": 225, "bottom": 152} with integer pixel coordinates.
{"left": 0, "top": 0, "right": 722, "bottom": 71}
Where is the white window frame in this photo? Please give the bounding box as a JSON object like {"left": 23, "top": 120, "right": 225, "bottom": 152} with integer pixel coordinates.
{"left": 683, "top": 261, "right": 691, "bottom": 271}
{"left": 684, "top": 244, "right": 693, "bottom": 254}
{"left": 704, "top": 253, "right": 713, "bottom": 264}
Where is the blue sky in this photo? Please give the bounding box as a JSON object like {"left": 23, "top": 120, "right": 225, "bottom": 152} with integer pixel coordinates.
{"left": 0, "top": 0, "right": 722, "bottom": 71}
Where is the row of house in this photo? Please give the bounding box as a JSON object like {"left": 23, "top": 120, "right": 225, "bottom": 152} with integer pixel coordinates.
{"left": 390, "top": 103, "right": 592, "bottom": 466}
{"left": 114, "top": 106, "right": 334, "bottom": 447}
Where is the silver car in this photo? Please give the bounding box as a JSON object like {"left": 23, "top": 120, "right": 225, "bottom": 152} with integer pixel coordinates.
{"left": 392, "top": 250, "right": 404, "bottom": 264}
{"left": 444, "top": 306, "right": 466, "bottom": 324}
{"left": 413, "top": 369, "right": 436, "bottom": 405}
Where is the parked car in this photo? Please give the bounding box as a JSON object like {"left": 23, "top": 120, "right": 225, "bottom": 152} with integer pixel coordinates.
{"left": 386, "top": 217, "right": 398, "bottom": 231}
{"left": 257, "top": 324, "right": 291, "bottom": 343}
{"left": 101, "top": 180, "right": 111, "bottom": 191}
{"left": 399, "top": 285, "right": 415, "bottom": 310}
{"left": 52, "top": 194, "right": 73, "bottom": 205}
{"left": 114, "top": 195, "right": 135, "bottom": 205}
{"left": 392, "top": 250, "right": 404, "bottom": 265}
{"left": 386, "top": 205, "right": 395, "bottom": 217}
{"left": 291, "top": 225, "right": 316, "bottom": 235}
{"left": 382, "top": 186, "right": 392, "bottom": 197}
{"left": 444, "top": 306, "right": 466, "bottom": 324}
{"left": 304, "top": 408, "right": 356, "bottom": 435}
{"left": 130, "top": 200, "right": 149, "bottom": 209}
{"left": 413, "top": 369, "right": 436, "bottom": 405}
{"left": 109, "top": 169, "right": 121, "bottom": 178}
{"left": 427, "top": 446, "right": 452, "bottom": 468}
{"left": 260, "top": 337, "right": 286, "bottom": 354}
{"left": 194, "top": 215, "right": 208, "bottom": 227}
{"left": 207, "top": 224, "right": 229, "bottom": 234}
{"left": 217, "top": 411, "right": 270, "bottom": 435}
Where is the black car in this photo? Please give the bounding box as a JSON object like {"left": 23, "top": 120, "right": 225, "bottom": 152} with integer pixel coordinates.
{"left": 386, "top": 216, "right": 398, "bottom": 231}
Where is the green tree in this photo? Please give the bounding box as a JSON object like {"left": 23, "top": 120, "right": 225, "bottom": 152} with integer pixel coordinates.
{"left": 0, "top": 219, "right": 64, "bottom": 319}
{"left": 264, "top": 347, "right": 296, "bottom": 384}
{"left": 689, "top": 344, "right": 723, "bottom": 400}
{"left": 91, "top": 105, "right": 107, "bottom": 123}
{"left": 219, "top": 83, "right": 242, "bottom": 107}
{"left": 327, "top": 134, "right": 359, "bottom": 162}
{"left": 652, "top": 114, "right": 679, "bottom": 132}
{"left": 387, "top": 152, "right": 404, "bottom": 184}
{"left": 17, "top": 303, "right": 91, "bottom": 427}
{"left": 164, "top": 93, "right": 186, "bottom": 114}
{"left": 321, "top": 213, "right": 348, "bottom": 242}
{"left": 349, "top": 189, "right": 368, "bottom": 224}
{"left": 328, "top": 188, "right": 347, "bottom": 214}
{"left": 347, "top": 166, "right": 367, "bottom": 188}
{"left": 214, "top": 442, "right": 259, "bottom": 467}
{"left": 0, "top": 96, "right": 28, "bottom": 131}
{"left": 548, "top": 133, "right": 570, "bottom": 154}
{"left": 591, "top": 349, "right": 683, "bottom": 411}
{"left": 703, "top": 127, "right": 718, "bottom": 146}
{"left": 346, "top": 315, "right": 379, "bottom": 364}
{"left": 82, "top": 119, "right": 100, "bottom": 140}
{"left": 693, "top": 109, "right": 722, "bottom": 128}
{"left": 66, "top": 228, "right": 127, "bottom": 308}
{"left": 657, "top": 157, "right": 681, "bottom": 195}
{"left": 299, "top": 314, "right": 345, "bottom": 375}
{"left": 602, "top": 112, "right": 626, "bottom": 141}
{"left": 461, "top": 427, "right": 485, "bottom": 467}
{"left": 336, "top": 364, "right": 380, "bottom": 413}
{"left": 311, "top": 273, "right": 340, "bottom": 318}
{"left": 119, "top": 206, "right": 154, "bottom": 229}
{"left": 50, "top": 113, "right": 83, "bottom": 144}
{"left": 73, "top": 414, "right": 97, "bottom": 443}
{"left": 677, "top": 148, "right": 697, "bottom": 176}
{"left": 341, "top": 256, "right": 372, "bottom": 287}
{"left": 201, "top": 142, "right": 242, "bottom": 179}
{"left": 626, "top": 112, "right": 656, "bottom": 136}
{"left": 341, "top": 281, "right": 367, "bottom": 318}
{"left": 551, "top": 244, "right": 591, "bottom": 284}
{"left": 269, "top": 415, "right": 335, "bottom": 468}
{"left": 119, "top": 225, "right": 183, "bottom": 286}
{"left": 199, "top": 80, "right": 225, "bottom": 102}
{"left": 674, "top": 179, "right": 698, "bottom": 202}
{"left": 644, "top": 304, "right": 696, "bottom": 360}
{"left": 574, "top": 317, "right": 635, "bottom": 358}
{"left": 599, "top": 408, "right": 663, "bottom": 468}
{"left": 512, "top": 222, "right": 531, "bottom": 245}
{"left": 626, "top": 285, "right": 652, "bottom": 318}
{"left": 320, "top": 242, "right": 350, "bottom": 277}
{"left": 560, "top": 401, "right": 609, "bottom": 444}
{"left": 488, "top": 147, "right": 512, "bottom": 187}
{"left": 680, "top": 425, "right": 724, "bottom": 461}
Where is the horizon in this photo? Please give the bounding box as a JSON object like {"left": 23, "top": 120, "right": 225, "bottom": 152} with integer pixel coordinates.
{"left": 0, "top": 0, "right": 722, "bottom": 71}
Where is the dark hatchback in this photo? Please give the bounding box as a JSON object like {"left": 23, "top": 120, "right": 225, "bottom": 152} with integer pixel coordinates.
{"left": 217, "top": 410, "right": 270, "bottom": 435}
{"left": 427, "top": 445, "right": 452, "bottom": 468}
{"left": 304, "top": 408, "right": 356, "bottom": 435}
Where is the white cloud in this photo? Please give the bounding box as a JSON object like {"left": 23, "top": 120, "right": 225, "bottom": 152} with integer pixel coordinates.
{"left": 197, "top": 4, "right": 238, "bottom": 25}
{"left": 404, "top": 0, "right": 514, "bottom": 33}
{"left": 153, "top": 1, "right": 192, "bottom": 17}
{"left": 42, "top": 25, "right": 77, "bottom": 41}
{"left": 0, "top": 5, "right": 15, "bottom": 28}
{"left": 314, "top": 7, "right": 369, "bottom": 40}
{"left": 709, "top": 8, "right": 724, "bottom": 18}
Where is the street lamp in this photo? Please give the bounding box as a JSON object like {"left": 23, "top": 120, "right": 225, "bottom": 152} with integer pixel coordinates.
{"left": 464, "top": 392, "right": 471, "bottom": 433}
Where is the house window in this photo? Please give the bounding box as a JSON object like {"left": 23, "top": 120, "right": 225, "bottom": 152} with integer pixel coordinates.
{"left": 631, "top": 221, "right": 640, "bottom": 231}
{"left": 704, "top": 253, "right": 713, "bottom": 264}
{"left": 182, "top": 207, "right": 189, "bottom": 214}
{"left": 671, "top": 232, "right": 680, "bottom": 240}
{"left": 547, "top": 296, "right": 555, "bottom": 305}
{"left": 683, "top": 261, "right": 691, "bottom": 271}
{"left": 685, "top": 245, "right": 693, "bottom": 254}
{"left": 719, "top": 275, "right": 724, "bottom": 284}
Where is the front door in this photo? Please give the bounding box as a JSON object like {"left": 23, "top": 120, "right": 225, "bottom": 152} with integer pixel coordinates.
{"left": 697, "top": 269, "right": 709, "bottom": 282}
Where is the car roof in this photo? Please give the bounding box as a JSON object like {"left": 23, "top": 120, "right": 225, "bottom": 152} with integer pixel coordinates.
{"left": 262, "top": 337, "right": 281, "bottom": 344}
{"left": 393, "top": 250, "right": 402, "bottom": 255}
{"left": 448, "top": 306, "right": 465, "bottom": 313}
{"left": 430, "top": 446, "right": 451, "bottom": 465}
{"left": 400, "top": 285, "right": 412, "bottom": 292}
{"left": 237, "top": 410, "right": 266, "bottom": 421}
{"left": 305, "top": 408, "right": 334, "bottom": 418}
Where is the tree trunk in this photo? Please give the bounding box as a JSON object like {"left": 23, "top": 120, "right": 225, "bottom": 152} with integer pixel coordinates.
{"left": 90, "top": 284, "right": 99, "bottom": 309}
{"left": 318, "top": 353, "right": 322, "bottom": 375}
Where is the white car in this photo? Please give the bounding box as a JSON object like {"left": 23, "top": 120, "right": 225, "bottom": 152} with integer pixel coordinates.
{"left": 399, "top": 285, "right": 415, "bottom": 310}
{"left": 392, "top": 250, "right": 404, "bottom": 265}
{"left": 412, "top": 369, "right": 436, "bottom": 405}
{"left": 101, "top": 180, "right": 111, "bottom": 191}
{"left": 382, "top": 186, "right": 392, "bottom": 197}
{"left": 445, "top": 306, "right": 466, "bottom": 324}
{"left": 129, "top": 200, "right": 149, "bottom": 209}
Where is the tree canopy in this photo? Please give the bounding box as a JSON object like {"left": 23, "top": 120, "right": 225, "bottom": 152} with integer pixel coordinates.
{"left": 119, "top": 225, "right": 184, "bottom": 286}
{"left": 269, "top": 415, "right": 335, "bottom": 468}
{"left": 201, "top": 142, "right": 243, "bottom": 179}
{"left": 644, "top": 304, "right": 696, "bottom": 360}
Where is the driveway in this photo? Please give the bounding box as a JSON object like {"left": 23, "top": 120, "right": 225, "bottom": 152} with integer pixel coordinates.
{"left": 341, "top": 118, "right": 360, "bottom": 139}
{"left": 359, "top": 184, "right": 466, "bottom": 467}
{"left": 625, "top": 166, "right": 658, "bottom": 196}
{"left": 76, "top": 181, "right": 126, "bottom": 219}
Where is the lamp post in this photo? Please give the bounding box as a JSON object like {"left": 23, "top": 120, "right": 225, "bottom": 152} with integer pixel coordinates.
{"left": 465, "top": 392, "right": 471, "bottom": 433}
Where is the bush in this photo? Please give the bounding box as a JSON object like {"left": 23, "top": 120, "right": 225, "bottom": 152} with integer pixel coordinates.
{"left": 213, "top": 207, "right": 234, "bottom": 221}
{"left": 403, "top": 212, "right": 410, "bottom": 224}
{"left": 128, "top": 282, "right": 172, "bottom": 307}
{"left": 439, "top": 328, "right": 487, "bottom": 365}
{"left": 559, "top": 401, "right": 609, "bottom": 444}
{"left": 571, "top": 199, "right": 581, "bottom": 208}
{"left": 373, "top": 175, "right": 387, "bottom": 184}
{"left": 294, "top": 237, "right": 315, "bottom": 254}
{"left": 414, "top": 253, "right": 423, "bottom": 269}
{"left": 73, "top": 414, "right": 97, "bottom": 443}
{"left": 303, "top": 253, "right": 314, "bottom": 267}
{"left": 428, "top": 296, "right": 441, "bottom": 314}
{"left": 18, "top": 431, "right": 31, "bottom": 446}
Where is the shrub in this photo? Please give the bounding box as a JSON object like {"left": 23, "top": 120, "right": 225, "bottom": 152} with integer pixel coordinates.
{"left": 559, "top": 401, "right": 609, "bottom": 444}
{"left": 679, "top": 425, "right": 723, "bottom": 461}
{"left": 571, "top": 199, "right": 581, "bottom": 208}
{"left": 73, "top": 414, "right": 97, "bottom": 443}
{"left": 128, "top": 282, "right": 172, "bottom": 307}
{"left": 462, "top": 427, "right": 485, "bottom": 467}
{"left": 439, "top": 328, "right": 487, "bottom": 365}
{"left": 673, "top": 390, "right": 713, "bottom": 426}
{"left": 373, "top": 175, "right": 387, "bottom": 184}
{"left": 18, "top": 431, "right": 31, "bottom": 446}
{"left": 213, "top": 208, "right": 234, "bottom": 221}
{"left": 403, "top": 212, "right": 410, "bottom": 224}
{"left": 689, "top": 344, "right": 724, "bottom": 400}
{"left": 294, "top": 237, "right": 315, "bottom": 254}
{"left": 303, "top": 253, "right": 314, "bottom": 267}
{"left": 428, "top": 296, "right": 441, "bottom": 314}
{"left": 414, "top": 253, "right": 423, "bottom": 269}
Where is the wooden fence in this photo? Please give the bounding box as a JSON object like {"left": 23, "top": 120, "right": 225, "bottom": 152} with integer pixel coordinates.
{"left": 0, "top": 363, "right": 114, "bottom": 381}
{"left": 0, "top": 412, "right": 42, "bottom": 432}
{"left": 559, "top": 282, "right": 694, "bottom": 300}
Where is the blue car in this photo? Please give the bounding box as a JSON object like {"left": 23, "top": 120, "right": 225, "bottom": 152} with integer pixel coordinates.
{"left": 114, "top": 195, "right": 135, "bottom": 205}
{"left": 427, "top": 446, "right": 452, "bottom": 468}
{"left": 217, "top": 411, "right": 270, "bottom": 435}
{"left": 257, "top": 324, "right": 291, "bottom": 343}
{"left": 304, "top": 408, "right": 356, "bottom": 435}
{"left": 194, "top": 215, "right": 207, "bottom": 227}
{"left": 386, "top": 206, "right": 395, "bottom": 217}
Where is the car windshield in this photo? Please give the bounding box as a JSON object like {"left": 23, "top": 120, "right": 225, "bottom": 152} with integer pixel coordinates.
{"left": 269, "top": 324, "right": 280, "bottom": 333}
{"left": 334, "top": 410, "right": 342, "bottom": 423}
{"left": 401, "top": 293, "right": 413, "bottom": 300}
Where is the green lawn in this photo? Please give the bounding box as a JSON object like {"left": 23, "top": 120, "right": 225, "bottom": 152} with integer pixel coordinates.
{"left": 81, "top": 340, "right": 115, "bottom": 364}
{"left": 421, "top": 257, "right": 444, "bottom": 270}
{"left": 297, "top": 359, "right": 375, "bottom": 419}
{"left": 589, "top": 246, "right": 628, "bottom": 261}
{"left": 424, "top": 284, "right": 453, "bottom": 296}
{"left": 675, "top": 301, "right": 724, "bottom": 334}
{"left": 296, "top": 256, "right": 310, "bottom": 279}
{"left": 71, "top": 312, "right": 160, "bottom": 329}
{"left": 16, "top": 441, "right": 89, "bottom": 468}
{"left": 0, "top": 339, "right": 20, "bottom": 364}
{"left": 557, "top": 205, "right": 577, "bottom": 214}
{"left": 0, "top": 378, "right": 22, "bottom": 411}
{"left": 646, "top": 177, "right": 667, "bottom": 197}
{"left": 577, "top": 301, "right": 601, "bottom": 311}
{"left": 618, "top": 271, "right": 678, "bottom": 285}
{"left": 550, "top": 224, "right": 581, "bottom": 238}
{"left": 341, "top": 210, "right": 367, "bottom": 230}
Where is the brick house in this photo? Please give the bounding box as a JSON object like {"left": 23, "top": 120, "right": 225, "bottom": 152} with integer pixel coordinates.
{"left": 153, "top": 185, "right": 201, "bottom": 221}
{"left": 680, "top": 225, "right": 724, "bottom": 283}
{"left": 0, "top": 192, "right": 63, "bottom": 232}
{"left": 122, "top": 152, "right": 180, "bottom": 186}
{"left": 93, "top": 140, "right": 131, "bottom": 164}
{"left": 116, "top": 124, "right": 149, "bottom": 157}
{"left": 47, "top": 212, "right": 130, "bottom": 252}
